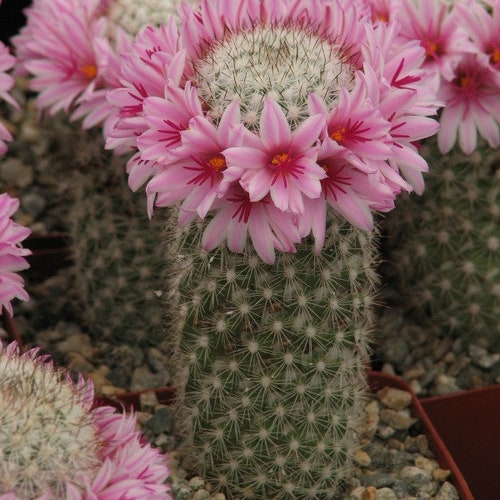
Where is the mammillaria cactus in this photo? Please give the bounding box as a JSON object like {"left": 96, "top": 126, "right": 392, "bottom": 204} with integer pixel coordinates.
{"left": 377, "top": 0, "right": 500, "bottom": 348}
{"left": 69, "top": 143, "right": 168, "bottom": 346}
{"left": 0, "top": 340, "right": 172, "bottom": 498}
{"left": 106, "top": 0, "right": 439, "bottom": 497}
{"left": 10, "top": 0, "right": 190, "bottom": 344}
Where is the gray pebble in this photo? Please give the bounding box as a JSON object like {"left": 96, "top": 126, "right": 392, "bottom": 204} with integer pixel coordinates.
{"left": 144, "top": 406, "right": 173, "bottom": 435}
{"left": 130, "top": 365, "right": 169, "bottom": 391}
{"left": 21, "top": 192, "right": 47, "bottom": 217}
{"left": 380, "top": 409, "right": 417, "bottom": 430}
{"left": 0, "top": 158, "right": 34, "bottom": 188}
{"left": 360, "top": 472, "right": 396, "bottom": 488}
{"left": 435, "top": 481, "right": 459, "bottom": 500}
{"left": 382, "top": 337, "right": 410, "bottom": 365}
{"left": 375, "top": 487, "right": 397, "bottom": 499}
{"left": 188, "top": 476, "right": 206, "bottom": 490}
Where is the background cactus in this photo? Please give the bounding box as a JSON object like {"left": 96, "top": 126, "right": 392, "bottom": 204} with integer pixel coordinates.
{"left": 168, "top": 216, "right": 380, "bottom": 498}
{"left": 68, "top": 135, "right": 168, "bottom": 347}
{"left": 0, "top": 340, "right": 171, "bottom": 498}
{"left": 381, "top": 139, "right": 500, "bottom": 349}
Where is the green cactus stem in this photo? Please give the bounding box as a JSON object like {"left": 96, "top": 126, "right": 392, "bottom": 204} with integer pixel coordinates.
{"left": 381, "top": 139, "right": 500, "bottom": 348}
{"left": 168, "top": 214, "right": 380, "bottom": 499}
{"left": 69, "top": 145, "right": 169, "bottom": 347}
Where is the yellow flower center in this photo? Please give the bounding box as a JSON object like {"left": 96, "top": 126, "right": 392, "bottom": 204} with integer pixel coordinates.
{"left": 424, "top": 40, "right": 439, "bottom": 57}
{"left": 208, "top": 154, "right": 227, "bottom": 172}
{"left": 460, "top": 76, "right": 471, "bottom": 89}
{"left": 491, "top": 47, "right": 500, "bottom": 64}
{"left": 330, "top": 127, "right": 346, "bottom": 143}
{"left": 80, "top": 64, "right": 97, "bottom": 79}
{"left": 271, "top": 153, "right": 290, "bottom": 166}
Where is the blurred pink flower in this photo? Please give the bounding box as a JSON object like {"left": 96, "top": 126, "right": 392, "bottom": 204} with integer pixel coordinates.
{"left": 105, "top": 0, "right": 439, "bottom": 258}
{"left": 437, "top": 52, "right": 500, "bottom": 154}
{"left": 395, "top": 0, "right": 473, "bottom": 80}
{"left": 0, "top": 42, "right": 17, "bottom": 155}
{"left": 455, "top": 0, "right": 500, "bottom": 76}
{"left": 357, "top": 0, "right": 402, "bottom": 24}
{"left": 0, "top": 340, "right": 172, "bottom": 499}
{"left": 13, "top": 0, "right": 123, "bottom": 132}
{"left": 0, "top": 194, "right": 31, "bottom": 316}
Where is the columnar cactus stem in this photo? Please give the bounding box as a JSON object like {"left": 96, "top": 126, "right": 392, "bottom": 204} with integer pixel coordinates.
{"left": 382, "top": 139, "right": 500, "bottom": 348}
{"left": 70, "top": 152, "right": 168, "bottom": 346}
{"left": 170, "top": 215, "right": 380, "bottom": 498}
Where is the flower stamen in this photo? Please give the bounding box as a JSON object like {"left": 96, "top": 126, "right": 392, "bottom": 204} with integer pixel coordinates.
{"left": 208, "top": 154, "right": 227, "bottom": 172}
{"left": 268, "top": 152, "right": 305, "bottom": 188}
{"left": 490, "top": 46, "right": 500, "bottom": 64}
{"left": 80, "top": 64, "right": 97, "bottom": 79}
{"left": 330, "top": 127, "right": 346, "bottom": 143}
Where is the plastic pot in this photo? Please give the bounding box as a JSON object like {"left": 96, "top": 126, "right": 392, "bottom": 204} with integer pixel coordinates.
{"left": 421, "top": 387, "right": 500, "bottom": 500}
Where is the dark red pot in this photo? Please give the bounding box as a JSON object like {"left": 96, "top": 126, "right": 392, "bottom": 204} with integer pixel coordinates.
{"left": 421, "top": 386, "right": 500, "bottom": 500}
{"left": 367, "top": 371, "right": 474, "bottom": 500}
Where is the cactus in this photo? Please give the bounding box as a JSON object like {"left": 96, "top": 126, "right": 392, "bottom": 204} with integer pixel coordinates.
{"left": 0, "top": 340, "right": 172, "bottom": 498}
{"left": 69, "top": 138, "right": 169, "bottom": 346}
{"left": 103, "top": 2, "right": 440, "bottom": 497}
{"left": 381, "top": 139, "right": 500, "bottom": 348}
{"left": 167, "top": 216, "right": 380, "bottom": 498}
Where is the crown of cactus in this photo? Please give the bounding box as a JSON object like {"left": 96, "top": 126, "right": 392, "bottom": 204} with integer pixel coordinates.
{"left": 0, "top": 340, "right": 172, "bottom": 499}
{"left": 372, "top": 0, "right": 500, "bottom": 348}
{"left": 104, "top": 0, "right": 439, "bottom": 497}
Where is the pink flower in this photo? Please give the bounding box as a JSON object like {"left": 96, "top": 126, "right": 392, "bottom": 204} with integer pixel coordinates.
{"left": 0, "top": 340, "right": 172, "bottom": 499}
{"left": 0, "top": 42, "right": 17, "bottom": 155}
{"left": 455, "top": 0, "right": 500, "bottom": 76}
{"left": 395, "top": 0, "right": 473, "bottom": 80}
{"left": 362, "top": 21, "right": 440, "bottom": 194}
{"left": 0, "top": 194, "right": 31, "bottom": 316}
{"left": 146, "top": 100, "right": 243, "bottom": 219}
{"left": 223, "top": 98, "right": 326, "bottom": 215}
{"left": 357, "top": 0, "right": 403, "bottom": 24}
{"left": 106, "top": 20, "right": 184, "bottom": 190}
{"left": 12, "top": 0, "right": 122, "bottom": 129}
{"left": 106, "top": 0, "right": 439, "bottom": 257}
{"left": 437, "top": 52, "right": 500, "bottom": 154}
{"left": 201, "top": 185, "right": 301, "bottom": 265}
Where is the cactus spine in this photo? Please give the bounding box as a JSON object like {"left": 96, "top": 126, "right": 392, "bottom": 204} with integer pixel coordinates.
{"left": 382, "top": 139, "right": 500, "bottom": 348}
{"left": 170, "top": 214, "right": 379, "bottom": 499}
{"left": 69, "top": 139, "right": 168, "bottom": 346}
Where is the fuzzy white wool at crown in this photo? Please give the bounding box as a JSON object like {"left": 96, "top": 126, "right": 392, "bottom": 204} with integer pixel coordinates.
{"left": 195, "top": 26, "right": 354, "bottom": 128}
